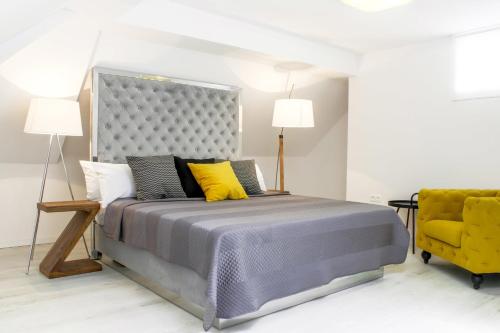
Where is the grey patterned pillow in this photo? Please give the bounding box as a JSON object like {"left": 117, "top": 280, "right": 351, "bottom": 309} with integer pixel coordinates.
{"left": 126, "top": 155, "right": 187, "bottom": 200}
{"left": 230, "top": 160, "right": 263, "bottom": 195}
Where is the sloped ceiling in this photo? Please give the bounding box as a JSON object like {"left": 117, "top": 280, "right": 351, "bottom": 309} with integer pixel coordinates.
{"left": 0, "top": 1, "right": 68, "bottom": 46}
{"left": 2, "top": 0, "right": 500, "bottom": 163}
{"left": 3, "top": 0, "right": 500, "bottom": 97}
{"left": 0, "top": 0, "right": 361, "bottom": 97}
{"left": 0, "top": 0, "right": 140, "bottom": 163}
{"left": 0, "top": 0, "right": 360, "bottom": 164}
{"left": 0, "top": 0, "right": 141, "bottom": 98}
{"left": 170, "top": 0, "right": 500, "bottom": 52}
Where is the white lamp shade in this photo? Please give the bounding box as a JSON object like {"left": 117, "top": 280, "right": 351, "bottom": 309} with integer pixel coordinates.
{"left": 24, "top": 98, "right": 82, "bottom": 136}
{"left": 272, "top": 99, "right": 314, "bottom": 128}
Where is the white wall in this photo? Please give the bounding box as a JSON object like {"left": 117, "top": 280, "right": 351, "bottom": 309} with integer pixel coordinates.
{"left": 0, "top": 30, "right": 348, "bottom": 248}
{"left": 254, "top": 79, "right": 348, "bottom": 199}
{"left": 347, "top": 38, "right": 500, "bottom": 204}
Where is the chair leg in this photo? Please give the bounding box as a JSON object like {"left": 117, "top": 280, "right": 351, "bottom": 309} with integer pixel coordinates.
{"left": 421, "top": 251, "right": 431, "bottom": 264}
{"left": 471, "top": 274, "right": 484, "bottom": 290}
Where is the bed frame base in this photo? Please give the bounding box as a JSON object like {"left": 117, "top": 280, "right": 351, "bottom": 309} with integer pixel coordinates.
{"left": 216, "top": 268, "right": 383, "bottom": 329}
{"left": 96, "top": 226, "right": 384, "bottom": 330}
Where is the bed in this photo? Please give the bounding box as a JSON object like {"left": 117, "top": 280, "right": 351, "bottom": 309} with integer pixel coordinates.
{"left": 89, "top": 67, "right": 409, "bottom": 330}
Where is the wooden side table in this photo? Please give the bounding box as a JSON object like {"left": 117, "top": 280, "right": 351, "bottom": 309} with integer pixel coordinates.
{"left": 38, "top": 200, "right": 102, "bottom": 278}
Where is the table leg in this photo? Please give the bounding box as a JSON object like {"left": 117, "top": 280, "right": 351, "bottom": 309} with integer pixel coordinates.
{"left": 412, "top": 208, "right": 416, "bottom": 254}
{"left": 405, "top": 208, "right": 410, "bottom": 229}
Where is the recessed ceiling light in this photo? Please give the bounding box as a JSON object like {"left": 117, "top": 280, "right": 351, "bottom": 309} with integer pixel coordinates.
{"left": 341, "top": 0, "right": 413, "bottom": 12}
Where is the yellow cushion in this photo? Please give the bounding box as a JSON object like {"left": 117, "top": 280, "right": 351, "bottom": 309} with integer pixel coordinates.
{"left": 423, "top": 220, "right": 464, "bottom": 247}
{"left": 188, "top": 161, "right": 248, "bottom": 202}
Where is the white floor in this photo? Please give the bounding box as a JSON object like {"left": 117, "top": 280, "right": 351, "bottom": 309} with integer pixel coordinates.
{"left": 1, "top": 244, "right": 500, "bottom": 333}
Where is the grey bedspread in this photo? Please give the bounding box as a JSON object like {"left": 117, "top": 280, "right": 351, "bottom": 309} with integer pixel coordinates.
{"left": 103, "top": 194, "right": 409, "bottom": 330}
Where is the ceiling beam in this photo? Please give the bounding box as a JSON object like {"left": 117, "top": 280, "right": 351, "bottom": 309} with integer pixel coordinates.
{"left": 119, "top": 0, "right": 361, "bottom": 76}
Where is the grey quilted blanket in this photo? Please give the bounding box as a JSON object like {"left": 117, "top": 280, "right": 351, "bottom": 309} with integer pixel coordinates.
{"left": 103, "top": 194, "right": 409, "bottom": 330}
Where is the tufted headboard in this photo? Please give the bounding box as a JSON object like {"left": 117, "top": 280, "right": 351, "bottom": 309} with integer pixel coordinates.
{"left": 90, "top": 67, "right": 241, "bottom": 163}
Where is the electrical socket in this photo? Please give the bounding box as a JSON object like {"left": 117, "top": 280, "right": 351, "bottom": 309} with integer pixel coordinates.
{"left": 369, "top": 194, "right": 382, "bottom": 203}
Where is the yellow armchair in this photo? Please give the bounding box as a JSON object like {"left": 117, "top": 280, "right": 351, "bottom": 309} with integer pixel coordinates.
{"left": 417, "top": 189, "right": 500, "bottom": 289}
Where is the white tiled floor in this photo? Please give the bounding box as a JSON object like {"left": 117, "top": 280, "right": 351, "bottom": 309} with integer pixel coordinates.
{"left": 1, "top": 243, "right": 499, "bottom": 333}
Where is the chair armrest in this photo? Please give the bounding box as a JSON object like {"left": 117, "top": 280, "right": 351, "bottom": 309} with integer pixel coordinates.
{"left": 462, "top": 197, "right": 500, "bottom": 272}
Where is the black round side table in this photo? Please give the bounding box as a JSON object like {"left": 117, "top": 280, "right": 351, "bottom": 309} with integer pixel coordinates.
{"left": 388, "top": 193, "right": 418, "bottom": 254}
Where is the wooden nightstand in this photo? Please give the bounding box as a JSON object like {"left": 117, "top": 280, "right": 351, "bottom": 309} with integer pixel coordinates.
{"left": 38, "top": 200, "right": 102, "bottom": 278}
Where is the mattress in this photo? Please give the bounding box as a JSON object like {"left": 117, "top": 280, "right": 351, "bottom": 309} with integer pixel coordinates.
{"left": 102, "top": 194, "right": 409, "bottom": 329}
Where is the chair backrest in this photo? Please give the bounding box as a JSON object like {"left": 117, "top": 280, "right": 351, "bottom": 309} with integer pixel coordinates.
{"left": 418, "top": 189, "right": 500, "bottom": 223}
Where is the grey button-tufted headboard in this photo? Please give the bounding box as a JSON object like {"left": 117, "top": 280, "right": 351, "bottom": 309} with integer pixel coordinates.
{"left": 90, "top": 67, "right": 241, "bottom": 163}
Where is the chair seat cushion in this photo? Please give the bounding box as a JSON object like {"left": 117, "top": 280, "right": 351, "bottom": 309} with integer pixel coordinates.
{"left": 423, "top": 220, "right": 464, "bottom": 247}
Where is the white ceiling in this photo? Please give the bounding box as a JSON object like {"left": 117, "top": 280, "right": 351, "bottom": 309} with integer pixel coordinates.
{"left": 0, "top": 0, "right": 67, "bottom": 45}
{"left": 1, "top": 0, "right": 500, "bottom": 83}
{"left": 169, "top": 0, "right": 500, "bottom": 52}
{"left": 2, "top": 0, "right": 500, "bottom": 61}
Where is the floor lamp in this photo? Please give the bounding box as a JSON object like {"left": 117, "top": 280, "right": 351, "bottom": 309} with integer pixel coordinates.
{"left": 272, "top": 98, "right": 314, "bottom": 192}
{"left": 24, "top": 98, "right": 87, "bottom": 274}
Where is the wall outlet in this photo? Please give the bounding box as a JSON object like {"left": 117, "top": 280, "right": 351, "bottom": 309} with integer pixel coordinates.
{"left": 369, "top": 194, "right": 382, "bottom": 203}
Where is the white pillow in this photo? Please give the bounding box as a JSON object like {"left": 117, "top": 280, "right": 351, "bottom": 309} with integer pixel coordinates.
{"left": 79, "top": 161, "right": 136, "bottom": 208}
{"left": 254, "top": 164, "right": 267, "bottom": 192}
{"left": 79, "top": 160, "right": 101, "bottom": 200}
{"left": 93, "top": 163, "right": 136, "bottom": 208}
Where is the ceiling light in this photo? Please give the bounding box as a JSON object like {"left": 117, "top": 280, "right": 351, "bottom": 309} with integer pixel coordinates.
{"left": 341, "top": 0, "right": 413, "bottom": 12}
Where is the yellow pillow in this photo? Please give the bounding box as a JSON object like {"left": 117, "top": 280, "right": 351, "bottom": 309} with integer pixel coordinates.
{"left": 188, "top": 161, "right": 248, "bottom": 202}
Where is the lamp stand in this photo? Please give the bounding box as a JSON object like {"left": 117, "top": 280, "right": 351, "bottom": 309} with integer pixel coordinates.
{"left": 279, "top": 134, "right": 284, "bottom": 192}
{"left": 274, "top": 128, "right": 285, "bottom": 192}
{"left": 26, "top": 134, "right": 89, "bottom": 274}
